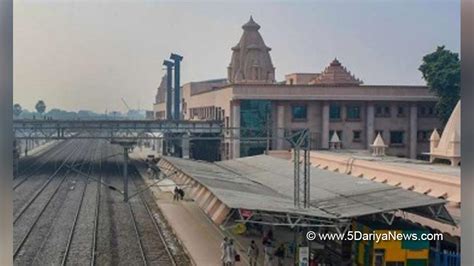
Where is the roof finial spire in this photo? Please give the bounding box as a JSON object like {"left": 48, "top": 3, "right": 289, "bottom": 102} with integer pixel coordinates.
{"left": 243, "top": 15, "right": 260, "bottom": 30}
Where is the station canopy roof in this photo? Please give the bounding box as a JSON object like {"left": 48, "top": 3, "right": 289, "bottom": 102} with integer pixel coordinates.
{"left": 161, "top": 155, "right": 455, "bottom": 226}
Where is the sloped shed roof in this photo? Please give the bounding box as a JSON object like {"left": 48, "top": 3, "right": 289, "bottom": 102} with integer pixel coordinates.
{"left": 162, "top": 155, "right": 454, "bottom": 224}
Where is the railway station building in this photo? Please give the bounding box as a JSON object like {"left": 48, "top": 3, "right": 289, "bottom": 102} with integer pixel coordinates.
{"left": 153, "top": 16, "right": 442, "bottom": 160}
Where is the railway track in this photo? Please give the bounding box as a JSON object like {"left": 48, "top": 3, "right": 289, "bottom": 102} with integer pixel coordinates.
{"left": 59, "top": 143, "right": 99, "bottom": 266}
{"left": 13, "top": 141, "right": 81, "bottom": 223}
{"left": 13, "top": 142, "right": 91, "bottom": 264}
{"left": 129, "top": 173, "right": 178, "bottom": 266}
{"left": 109, "top": 148, "right": 177, "bottom": 265}
{"left": 15, "top": 140, "right": 64, "bottom": 177}
{"left": 13, "top": 139, "right": 191, "bottom": 266}
{"left": 13, "top": 139, "right": 74, "bottom": 189}
{"left": 31, "top": 143, "right": 98, "bottom": 266}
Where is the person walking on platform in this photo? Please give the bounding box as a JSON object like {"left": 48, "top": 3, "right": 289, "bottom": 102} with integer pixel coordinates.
{"left": 247, "top": 240, "right": 259, "bottom": 266}
{"left": 173, "top": 186, "right": 179, "bottom": 201}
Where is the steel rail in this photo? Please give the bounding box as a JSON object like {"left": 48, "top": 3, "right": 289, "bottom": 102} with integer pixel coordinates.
{"left": 15, "top": 139, "right": 65, "bottom": 177}
{"left": 29, "top": 142, "right": 95, "bottom": 265}
{"left": 60, "top": 143, "right": 98, "bottom": 266}
{"left": 13, "top": 140, "right": 75, "bottom": 190}
{"left": 13, "top": 141, "right": 81, "bottom": 223}
{"left": 13, "top": 142, "right": 89, "bottom": 259}
{"left": 130, "top": 169, "right": 177, "bottom": 266}
{"left": 90, "top": 141, "right": 104, "bottom": 266}
{"left": 110, "top": 156, "right": 148, "bottom": 265}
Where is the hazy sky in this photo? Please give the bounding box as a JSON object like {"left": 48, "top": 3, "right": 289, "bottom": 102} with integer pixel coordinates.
{"left": 14, "top": 0, "right": 460, "bottom": 113}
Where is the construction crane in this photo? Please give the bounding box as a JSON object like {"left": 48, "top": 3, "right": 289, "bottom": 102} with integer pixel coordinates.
{"left": 121, "top": 97, "right": 131, "bottom": 112}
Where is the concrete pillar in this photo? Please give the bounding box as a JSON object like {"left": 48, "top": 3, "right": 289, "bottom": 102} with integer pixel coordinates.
{"left": 182, "top": 133, "right": 190, "bottom": 159}
{"left": 276, "top": 103, "right": 285, "bottom": 150}
{"left": 366, "top": 102, "right": 375, "bottom": 149}
{"left": 170, "top": 53, "right": 183, "bottom": 120}
{"left": 232, "top": 101, "right": 240, "bottom": 158}
{"left": 123, "top": 147, "right": 129, "bottom": 202}
{"left": 409, "top": 104, "right": 418, "bottom": 159}
{"left": 321, "top": 101, "right": 330, "bottom": 149}
{"left": 163, "top": 60, "right": 174, "bottom": 120}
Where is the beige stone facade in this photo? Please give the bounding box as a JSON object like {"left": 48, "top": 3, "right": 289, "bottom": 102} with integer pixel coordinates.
{"left": 153, "top": 17, "right": 442, "bottom": 160}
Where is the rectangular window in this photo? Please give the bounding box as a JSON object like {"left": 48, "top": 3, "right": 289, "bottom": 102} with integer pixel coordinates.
{"left": 390, "top": 131, "right": 404, "bottom": 145}
{"left": 428, "top": 106, "right": 435, "bottom": 116}
{"left": 375, "top": 104, "right": 390, "bottom": 117}
{"left": 329, "top": 104, "right": 341, "bottom": 120}
{"left": 418, "top": 104, "right": 436, "bottom": 117}
{"left": 346, "top": 105, "right": 361, "bottom": 120}
{"left": 417, "top": 130, "right": 430, "bottom": 142}
{"left": 376, "top": 106, "right": 383, "bottom": 116}
{"left": 292, "top": 105, "right": 307, "bottom": 121}
{"left": 353, "top": 130, "right": 362, "bottom": 142}
{"left": 419, "top": 106, "right": 427, "bottom": 116}
{"left": 397, "top": 106, "right": 405, "bottom": 117}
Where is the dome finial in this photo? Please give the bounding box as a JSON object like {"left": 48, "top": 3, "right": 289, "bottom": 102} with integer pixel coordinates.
{"left": 243, "top": 15, "right": 260, "bottom": 30}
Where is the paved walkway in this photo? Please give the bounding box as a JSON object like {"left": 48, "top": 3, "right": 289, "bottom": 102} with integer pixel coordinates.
{"left": 20, "top": 140, "right": 59, "bottom": 158}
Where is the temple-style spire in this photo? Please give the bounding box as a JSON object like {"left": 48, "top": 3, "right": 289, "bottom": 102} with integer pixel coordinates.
{"left": 155, "top": 74, "right": 167, "bottom": 104}
{"left": 242, "top": 16, "right": 260, "bottom": 30}
{"left": 428, "top": 101, "right": 461, "bottom": 166}
{"left": 227, "top": 16, "right": 275, "bottom": 84}
{"left": 371, "top": 133, "right": 387, "bottom": 157}
{"left": 309, "top": 58, "right": 363, "bottom": 86}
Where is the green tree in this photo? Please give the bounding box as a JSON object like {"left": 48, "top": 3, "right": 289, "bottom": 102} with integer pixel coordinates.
{"left": 35, "top": 100, "right": 46, "bottom": 115}
{"left": 13, "top": 103, "right": 22, "bottom": 117}
{"left": 419, "top": 46, "right": 460, "bottom": 124}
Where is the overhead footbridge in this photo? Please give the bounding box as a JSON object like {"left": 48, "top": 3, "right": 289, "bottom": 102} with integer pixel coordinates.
{"left": 158, "top": 155, "right": 455, "bottom": 231}
{"left": 13, "top": 119, "right": 222, "bottom": 140}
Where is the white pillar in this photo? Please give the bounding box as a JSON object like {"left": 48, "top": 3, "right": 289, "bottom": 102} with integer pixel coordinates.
{"left": 276, "top": 104, "right": 285, "bottom": 150}
{"left": 159, "top": 138, "right": 164, "bottom": 155}
{"left": 182, "top": 133, "right": 190, "bottom": 159}
{"left": 232, "top": 101, "right": 240, "bottom": 158}
{"left": 321, "top": 101, "right": 330, "bottom": 149}
{"left": 366, "top": 102, "right": 375, "bottom": 149}
{"left": 409, "top": 104, "right": 418, "bottom": 159}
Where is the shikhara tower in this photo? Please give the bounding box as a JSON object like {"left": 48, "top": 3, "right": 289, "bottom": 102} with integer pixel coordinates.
{"left": 227, "top": 16, "right": 275, "bottom": 84}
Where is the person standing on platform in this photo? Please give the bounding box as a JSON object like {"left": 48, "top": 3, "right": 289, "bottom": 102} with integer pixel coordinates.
{"left": 178, "top": 187, "right": 185, "bottom": 200}
{"left": 224, "top": 239, "right": 236, "bottom": 266}
{"left": 264, "top": 240, "right": 274, "bottom": 266}
{"left": 173, "top": 186, "right": 179, "bottom": 201}
{"left": 274, "top": 243, "right": 285, "bottom": 266}
{"left": 221, "top": 237, "right": 229, "bottom": 266}
{"left": 247, "top": 240, "right": 259, "bottom": 266}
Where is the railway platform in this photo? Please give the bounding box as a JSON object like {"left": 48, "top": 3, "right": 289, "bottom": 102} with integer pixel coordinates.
{"left": 131, "top": 148, "right": 249, "bottom": 266}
